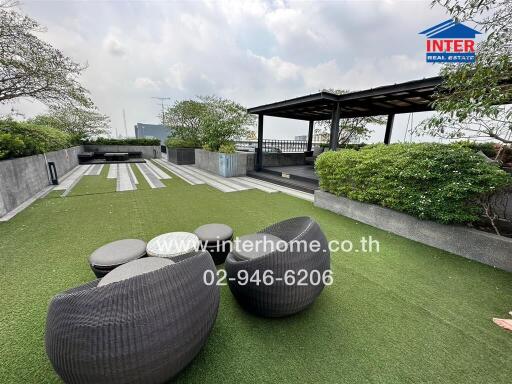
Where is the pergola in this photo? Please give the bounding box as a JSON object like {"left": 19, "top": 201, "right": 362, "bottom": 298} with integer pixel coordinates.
{"left": 248, "top": 76, "right": 444, "bottom": 171}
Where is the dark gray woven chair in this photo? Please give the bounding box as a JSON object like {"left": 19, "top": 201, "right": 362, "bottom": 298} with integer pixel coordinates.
{"left": 225, "top": 216, "right": 330, "bottom": 317}
{"left": 45, "top": 251, "right": 219, "bottom": 384}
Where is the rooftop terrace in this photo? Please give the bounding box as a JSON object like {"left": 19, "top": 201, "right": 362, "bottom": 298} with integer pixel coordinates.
{"left": 1, "top": 161, "right": 511, "bottom": 383}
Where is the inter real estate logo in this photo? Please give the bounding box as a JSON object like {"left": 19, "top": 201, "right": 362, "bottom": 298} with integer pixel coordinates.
{"left": 419, "top": 20, "right": 481, "bottom": 63}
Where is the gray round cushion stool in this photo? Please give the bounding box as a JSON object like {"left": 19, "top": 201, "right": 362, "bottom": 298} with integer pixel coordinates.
{"left": 194, "top": 223, "right": 234, "bottom": 265}
{"left": 89, "top": 239, "right": 147, "bottom": 278}
{"left": 232, "top": 233, "right": 283, "bottom": 261}
{"left": 98, "top": 257, "right": 173, "bottom": 287}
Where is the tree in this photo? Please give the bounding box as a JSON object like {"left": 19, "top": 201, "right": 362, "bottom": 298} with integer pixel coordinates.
{"left": 199, "top": 95, "right": 255, "bottom": 152}
{"left": 0, "top": 2, "right": 92, "bottom": 107}
{"left": 164, "top": 99, "right": 206, "bottom": 146}
{"left": 416, "top": 0, "right": 512, "bottom": 145}
{"left": 30, "top": 105, "right": 110, "bottom": 141}
{"left": 164, "top": 96, "right": 255, "bottom": 151}
{"left": 316, "top": 89, "right": 385, "bottom": 145}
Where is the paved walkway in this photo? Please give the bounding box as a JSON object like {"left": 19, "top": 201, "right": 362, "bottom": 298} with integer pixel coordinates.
{"left": 53, "top": 165, "right": 91, "bottom": 196}
{"left": 51, "top": 160, "right": 313, "bottom": 201}
{"left": 153, "top": 159, "right": 313, "bottom": 201}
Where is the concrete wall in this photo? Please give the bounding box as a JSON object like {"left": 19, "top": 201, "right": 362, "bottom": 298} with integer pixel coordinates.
{"left": 0, "top": 146, "right": 81, "bottom": 218}
{"left": 314, "top": 190, "right": 512, "bottom": 272}
{"left": 245, "top": 152, "right": 306, "bottom": 171}
{"left": 82, "top": 145, "right": 161, "bottom": 159}
{"left": 195, "top": 149, "right": 248, "bottom": 177}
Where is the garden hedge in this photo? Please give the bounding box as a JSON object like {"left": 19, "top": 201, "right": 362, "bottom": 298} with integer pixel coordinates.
{"left": 315, "top": 143, "right": 512, "bottom": 224}
{"left": 82, "top": 138, "right": 161, "bottom": 146}
{"left": 0, "top": 119, "right": 74, "bottom": 160}
{"left": 165, "top": 137, "right": 199, "bottom": 148}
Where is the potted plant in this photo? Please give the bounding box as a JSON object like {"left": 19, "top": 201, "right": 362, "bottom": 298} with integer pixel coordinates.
{"left": 166, "top": 138, "right": 199, "bottom": 165}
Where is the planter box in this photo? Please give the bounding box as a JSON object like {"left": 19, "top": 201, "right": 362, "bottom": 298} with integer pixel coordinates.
{"left": 167, "top": 147, "right": 195, "bottom": 165}
{"left": 195, "top": 149, "right": 247, "bottom": 177}
{"left": 314, "top": 190, "right": 512, "bottom": 272}
{"left": 82, "top": 145, "right": 161, "bottom": 159}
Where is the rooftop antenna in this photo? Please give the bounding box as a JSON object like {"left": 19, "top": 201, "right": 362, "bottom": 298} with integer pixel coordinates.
{"left": 151, "top": 96, "right": 172, "bottom": 125}
{"left": 122, "top": 108, "right": 128, "bottom": 137}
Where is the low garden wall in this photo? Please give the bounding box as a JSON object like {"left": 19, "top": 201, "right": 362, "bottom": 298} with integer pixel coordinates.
{"left": 245, "top": 152, "right": 305, "bottom": 171}
{"left": 314, "top": 190, "right": 512, "bottom": 272}
{"left": 0, "top": 146, "right": 82, "bottom": 218}
{"left": 195, "top": 149, "right": 248, "bottom": 177}
{"left": 82, "top": 145, "right": 161, "bottom": 159}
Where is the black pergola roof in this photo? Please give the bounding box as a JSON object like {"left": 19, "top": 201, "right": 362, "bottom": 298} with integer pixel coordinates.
{"left": 248, "top": 76, "right": 444, "bottom": 120}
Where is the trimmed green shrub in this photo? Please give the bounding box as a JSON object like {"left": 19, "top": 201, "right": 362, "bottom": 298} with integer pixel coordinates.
{"left": 315, "top": 143, "right": 512, "bottom": 224}
{"left": 218, "top": 142, "right": 236, "bottom": 154}
{"left": 0, "top": 119, "right": 74, "bottom": 160}
{"left": 165, "top": 137, "right": 199, "bottom": 148}
{"left": 82, "top": 137, "right": 160, "bottom": 146}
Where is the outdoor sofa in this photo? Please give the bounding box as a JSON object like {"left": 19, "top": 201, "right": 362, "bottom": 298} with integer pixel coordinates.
{"left": 225, "top": 216, "right": 330, "bottom": 317}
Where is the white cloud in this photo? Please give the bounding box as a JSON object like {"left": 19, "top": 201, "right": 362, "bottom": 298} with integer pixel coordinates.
{"left": 3, "top": 0, "right": 449, "bottom": 141}
{"left": 103, "top": 31, "right": 126, "bottom": 57}
{"left": 134, "top": 77, "right": 160, "bottom": 90}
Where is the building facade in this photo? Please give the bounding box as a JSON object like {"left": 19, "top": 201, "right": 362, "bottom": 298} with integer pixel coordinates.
{"left": 134, "top": 123, "right": 171, "bottom": 144}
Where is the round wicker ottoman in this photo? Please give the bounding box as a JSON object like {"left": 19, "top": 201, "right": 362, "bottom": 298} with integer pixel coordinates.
{"left": 88, "top": 239, "right": 147, "bottom": 278}
{"left": 194, "top": 223, "right": 233, "bottom": 265}
{"left": 45, "top": 251, "right": 220, "bottom": 384}
{"left": 146, "top": 232, "right": 200, "bottom": 262}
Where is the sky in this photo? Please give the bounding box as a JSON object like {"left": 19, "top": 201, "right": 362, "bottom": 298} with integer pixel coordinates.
{"left": 4, "top": 0, "right": 471, "bottom": 142}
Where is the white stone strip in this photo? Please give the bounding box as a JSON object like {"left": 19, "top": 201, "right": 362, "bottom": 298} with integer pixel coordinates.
{"left": 84, "top": 164, "right": 96, "bottom": 175}
{"left": 107, "top": 164, "right": 117, "bottom": 179}
{"left": 243, "top": 177, "right": 314, "bottom": 202}
{"left": 136, "top": 163, "right": 165, "bottom": 189}
{"left": 236, "top": 177, "right": 279, "bottom": 193}
{"left": 180, "top": 166, "right": 238, "bottom": 193}
{"left": 182, "top": 166, "right": 252, "bottom": 192}
{"left": 147, "top": 160, "right": 172, "bottom": 179}
{"left": 154, "top": 159, "right": 204, "bottom": 185}
{"left": 91, "top": 164, "right": 104, "bottom": 176}
{"left": 54, "top": 165, "right": 90, "bottom": 197}
{"left": 127, "top": 164, "right": 139, "bottom": 184}
{"left": 117, "top": 164, "right": 136, "bottom": 192}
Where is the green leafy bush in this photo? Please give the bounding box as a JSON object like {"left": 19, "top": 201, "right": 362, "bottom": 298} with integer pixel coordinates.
{"left": 0, "top": 119, "right": 73, "bottom": 160}
{"left": 218, "top": 142, "right": 236, "bottom": 154}
{"left": 165, "top": 137, "right": 199, "bottom": 148}
{"left": 454, "top": 141, "right": 512, "bottom": 163}
{"left": 82, "top": 138, "right": 160, "bottom": 146}
{"left": 315, "top": 143, "right": 512, "bottom": 224}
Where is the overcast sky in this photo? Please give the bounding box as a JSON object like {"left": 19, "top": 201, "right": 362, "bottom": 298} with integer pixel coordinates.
{"left": 6, "top": 0, "right": 466, "bottom": 142}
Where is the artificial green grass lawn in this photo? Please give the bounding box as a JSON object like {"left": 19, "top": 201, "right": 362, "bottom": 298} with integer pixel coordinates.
{"left": 1, "top": 165, "right": 511, "bottom": 383}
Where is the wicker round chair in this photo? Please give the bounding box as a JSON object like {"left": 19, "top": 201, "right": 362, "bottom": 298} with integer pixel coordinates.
{"left": 45, "top": 251, "right": 220, "bottom": 384}
{"left": 225, "top": 216, "right": 330, "bottom": 317}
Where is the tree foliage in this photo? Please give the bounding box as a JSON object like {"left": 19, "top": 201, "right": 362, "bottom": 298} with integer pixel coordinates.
{"left": 164, "top": 99, "right": 206, "bottom": 147}
{"left": 417, "top": 0, "right": 512, "bottom": 144}
{"left": 199, "top": 95, "right": 255, "bottom": 152}
{"left": 164, "top": 96, "right": 255, "bottom": 152}
{"left": 30, "top": 105, "right": 110, "bottom": 141}
{"left": 0, "top": 2, "right": 92, "bottom": 107}
{"left": 0, "top": 118, "right": 73, "bottom": 160}
{"left": 316, "top": 89, "right": 385, "bottom": 145}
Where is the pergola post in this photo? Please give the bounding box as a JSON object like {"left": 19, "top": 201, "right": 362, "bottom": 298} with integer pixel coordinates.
{"left": 256, "top": 114, "right": 264, "bottom": 171}
{"left": 329, "top": 102, "right": 341, "bottom": 151}
{"left": 384, "top": 114, "right": 395, "bottom": 144}
{"left": 307, "top": 120, "right": 314, "bottom": 152}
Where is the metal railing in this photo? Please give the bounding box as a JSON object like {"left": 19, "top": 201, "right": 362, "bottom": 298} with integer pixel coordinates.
{"left": 235, "top": 140, "right": 324, "bottom": 153}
